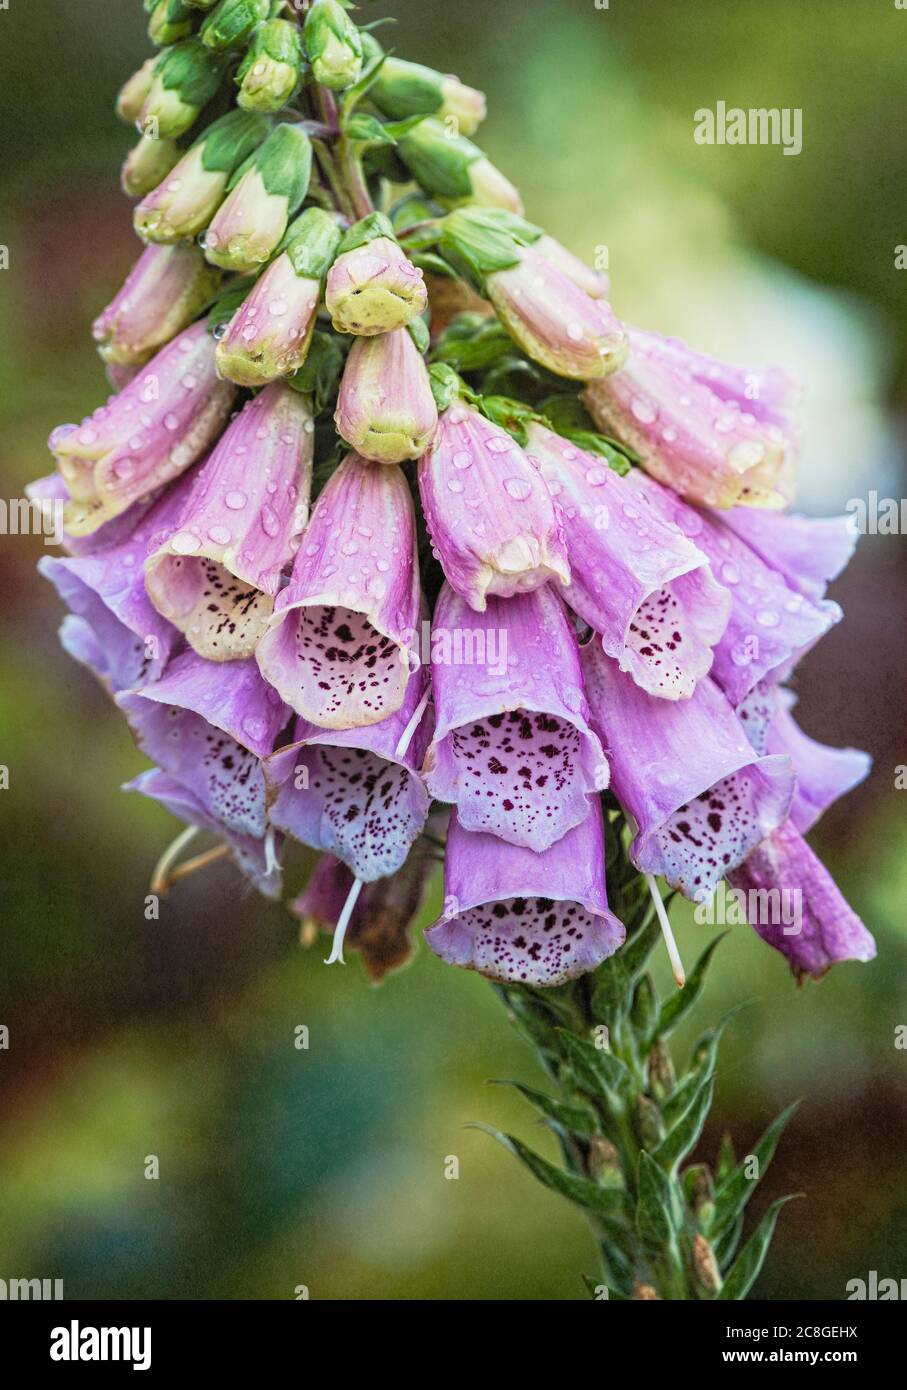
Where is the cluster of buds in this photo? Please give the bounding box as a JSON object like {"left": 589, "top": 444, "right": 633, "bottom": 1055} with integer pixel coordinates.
{"left": 36, "top": 0, "right": 874, "bottom": 992}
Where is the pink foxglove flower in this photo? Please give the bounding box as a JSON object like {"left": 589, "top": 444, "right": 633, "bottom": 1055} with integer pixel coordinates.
{"left": 425, "top": 803, "right": 624, "bottom": 985}
{"left": 418, "top": 399, "right": 569, "bottom": 611}
{"left": 728, "top": 821, "right": 876, "bottom": 979}
{"left": 581, "top": 640, "right": 793, "bottom": 900}
{"left": 424, "top": 583, "right": 608, "bottom": 852}
{"left": 325, "top": 219, "right": 428, "bottom": 336}
{"left": 584, "top": 328, "right": 797, "bottom": 509}
{"left": 92, "top": 243, "right": 221, "bottom": 368}
{"left": 144, "top": 382, "right": 313, "bottom": 661}
{"left": 256, "top": 452, "right": 420, "bottom": 728}
{"left": 763, "top": 689, "right": 871, "bottom": 834}
{"left": 335, "top": 328, "right": 438, "bottom": 464}
{"left": 525, "top": 423, "right": 730, "bottom": 699}
{"left": 50, "top": 322, "right": 236, "bottom": 536}
{"left": 266, "top": 665, "right": 433, "bottom": 882}
{"left": 720, "top": 506, "right": 859, "bottom": 601}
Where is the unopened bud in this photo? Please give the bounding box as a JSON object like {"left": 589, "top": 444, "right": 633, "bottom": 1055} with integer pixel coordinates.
{"left": 147, "top": 0, "right": 195, "bottom": 47}
{"left": 92, "top": 243, "right": 221, "bottom": 367}
{"left": 335, "top": 328, "right": 438, "bottom": 463}
{"left": 399, "top": 119, "right": 522, "bottom": 212}
{"left": 121, "top": 132, "right": 182, "bottom": 199}
{"left": 587, "top": 1136, "right": 622, "bottom": 1185}
{"left": 685, "top": 1163, "right": 716, "bottom": 1228}
{"left": 692, "top": 1233, "right": 723, "bottom": 1295}
{"left": 631, "top": 1281, "right": 660, "bottom": 1300}
{"left": 361, "top": 34, "right": 486, "bottom": 137}
{"left": 647, "top": 1038, "right": 676, "bottom": 1101}
{"left": 236, "top": 18, "right": 304, "bottom": 112}
{"left": 137, "top": 38, "right": 227, "bottom": 140}
{"left": 200, "top": 0, "right": 270, "bottom": 52}
{"left": 304, "top": 0, "right": 363, "bottom": 91}
{"left": 204, "top": 123, "right": 313, "bottom": 273}
{"left": 117, "top": 57, "right": 160, "bottom": 124}
{"left": 326, "top": 214, "right": 427, "bottom": 336}
{"left": 633, "top": 1094, "right": 665, "bottom": 1149}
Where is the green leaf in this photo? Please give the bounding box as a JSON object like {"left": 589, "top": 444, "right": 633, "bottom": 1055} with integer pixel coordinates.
{"left": 555, "top": 1029, "right": 631, "bottom": 1096}
{"left": 718, "top": 1196, "right": 799, "bottom": 1300}
{"left": 487, "top": 1080, "right": 599, "bottom": 1140}
{"left": 711, "top": 1101, "right": 800, "bottom": 1238}
{"left": 470, "top": 1125, "right": 629, "bottom": 1234}
{"left": 653, "top": 1076, "right": 714, "bottom": 1174}
{"left": 713, "top": 1212, "right": 744, "bottom": 1269}
{"left": 636, "top": 1151, "right": 682, "bottom": 1248}
{"left": 207, "top": 276, "right": 256, "bottom": 334}
{"left": 345, "top": 111, "right": 395, "bottom": 145}
{"left": 656, "top": 934, "right": 727, "bottom": 1038}
{"left": 287, "top": 330, "right": 348, "bottom": 414}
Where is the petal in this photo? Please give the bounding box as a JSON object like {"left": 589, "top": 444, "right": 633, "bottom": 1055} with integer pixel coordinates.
{"left": 425, "top": 804, "right": 625, "bottom": 985}
{"left": 145, "top": 384, "right": 314, "bottom": 661}
{"left": 424, "top": 584, "right": 609, "bottom": 851}
{"left": 766, "top": 691, "right": 871, "bottom": 834}
{"left": 720, "top": 508, "right": 859, "bottom": 601}
{"left": 255, "top": 454, "right": 420, "bottom": 727}
{"left": 581, "top": 640, "right": 794, "bottom": 899}
{"left": 526, "top": 424, "right": 729, "bottom": 698}
{"left": 727, "top": 821, "right": 875, "bottom": 978}
{"left": 125, "top": 768, "right": 281, "bottom": 899}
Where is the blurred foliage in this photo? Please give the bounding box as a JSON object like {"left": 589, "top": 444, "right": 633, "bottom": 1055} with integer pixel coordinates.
{"left": 0, "top": 0, "right": 906, "bottom": 1300}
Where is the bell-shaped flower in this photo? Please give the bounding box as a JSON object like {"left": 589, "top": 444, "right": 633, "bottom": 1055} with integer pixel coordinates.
{"left": 145, "top": 382, "right": 313, "bottom": 662}
{"left": 418, "top": 397, "right": 569, "bottom": 611}
{"left": 118, "top": 648, "right": 289, "bottom": 863}
{"left": 727, "top": 821, "right": 876, "bottom": 979}
{"left": 134, "top": 109, "right": 269, "bottom": 244}
{"left": 204, "top": 124, "right": 313, "bottom": 274}
{"left": 424, "top": 583, "right": 609, "bottom": 851}
{"left": 622, "top": 470, "right": 841, "bottom": 706}
{"left": 265, "top": 664, "right": 433, "bottom": 881}
{"left": 38, "top": 467, "right": 197, "bottom": 693}
{"left": 525, "top": 423, "right": 729, "bottom": 698}
{"left": 720, "top": 507, "right": 859, "bottom": 601}
{"left": 335, "top": 328, "right": 438, "bottom": 464}
{"left": 215, "top": 207, "right": 342, "bottom": 387}
{"left": 584, "top": 328, "right": 797, "bottom": 509}
{"left": 580, "top": 640, "right": 794, "bottom": 900}
{"left": 425, "top": 802, "right": 625, "bottom": 985}
{"left": 50, "top": 322, "right": 236, "bottom": 537}
{"left": 325, "top": 215, "right": 428, "bottom": 336}
{"left": 92, "top": 243, "right": 221, "bottom": 368}
{"left": 256, "top": 452, "right": 421, "bottom": 728}
{"left": 291, "top": 844, "right": 434, "bottom": 982}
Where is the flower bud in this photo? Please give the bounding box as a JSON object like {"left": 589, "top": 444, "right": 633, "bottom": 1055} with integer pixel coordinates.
{"left": 399, "top": 119, "right": 522, "bottom": 212}
{"left": 216, "top": 207, "right": 342, "bottom": 386}
{"left": 121, "top": 132, "right": 182, "bottom": 198}
{"left": 236, "top": 18, "right": 303, "bottom": 112}
{"left": 534, "top": 233, "right": 609, "bottom": 298}
{"left": 137, "top": 38, "right": 226, "bottom": 141}
{"left": 335, "top": 328, "right": 438, "bottom": 463}
{"left": 92, "top": 243, "right": 221, "bottom": 368}
{"left": 692, "top": 1234, "right": 723, "bottom": 1296}
{"left": 361, "top": 34, "right": 486, "bottom": 136}
{"left": 117, "top": 56, "right": 160, "bottom": 123}
{"left": 204, "top": 123, "right": 312, "bottom": 273}
{"left": 147, "top": 0, "right": 195, "bottom": 47}
{"left": 303, "top": 0, "right": 363, "bottom": 90}
{"left": 488, "top": 242, "right": 627, "bottom": 379}
{"left": 200, "top": 0, "right": 270, "bottom": 51}
{"left": 134, "top": 108, "right": 269, "bottom": 243}
{"left": 325, "top": 214, "right": 427, "bottom": 335}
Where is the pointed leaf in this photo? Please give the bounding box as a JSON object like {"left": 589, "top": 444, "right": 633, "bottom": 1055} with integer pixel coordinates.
{"left": 556, "top": 1029, "right": 631, "bottom": 1096}
{"left": 636, "top": 1150, "right": 682, "bottom": 1248}
{"left": 712, "top": 1102, "right": 800, "bottom": 1238}
{"left": 653, "top": 1076, "right": 714, "bottom": 1174}
{"left": 718, "top": 1196, "right": 799, "bottom": 1300}
{"left": 488, "top": 1079, "right": 599, "bottom": 1139}
{"left": 656, "top": 934, "right": 727, "bottom": 1038}
{"left": 470, "top": 1124, "right": 629, "bottom": 1234}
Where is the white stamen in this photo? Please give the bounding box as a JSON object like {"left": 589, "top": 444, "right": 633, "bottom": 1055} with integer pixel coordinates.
{"left": 393, "top": 687, "right": 431, "bottom": 761}
{"left": 324, "top": 875, "right": 364, "bottom": 965}
{"left": 264, "top": 824, "right": 279, "bottom": 877}
{"left": 646, "top": 873, "right": 686, "bottom": 988}
{"left": 150, "top": 825, "right": 198, "bottom": 896}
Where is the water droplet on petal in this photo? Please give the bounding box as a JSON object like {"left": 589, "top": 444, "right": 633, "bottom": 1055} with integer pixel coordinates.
{"left": 225, "top": 491, "right": 248, "bottom": 510}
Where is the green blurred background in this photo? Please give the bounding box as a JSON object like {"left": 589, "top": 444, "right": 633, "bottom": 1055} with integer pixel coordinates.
{"left": 1, "top": 0, "right": 905, "bottom": 1300}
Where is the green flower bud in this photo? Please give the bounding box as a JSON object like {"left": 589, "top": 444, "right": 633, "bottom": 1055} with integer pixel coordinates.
{"left": 326, "top": 213, "right": 428, "bottom": 336}
{"left": 398, "top": 118, "right": 522, "bottom": 212}
{"left": 137, "top": 38, "right": 227, "bottom": 140}
{"left": 633, "top": 1094, "right": 665, "bottom": 1150}
{"left": 121, "top": 131, "right": 182, "bottom": 198}
{"left": 361, "top": 35, "right": 486, "bottom": 137}
{"left": 147, "top": 0, "right": 195, "bottom": 47}
{"left": 200, "top": 0, "right": 270, "bottom": 52}
{"left": 117, "top": 56, "right": 160, "bottom": 124}
{"left": 647, "top": 1037, "right": 676, "bottom": 1101}
{"left": 303, "top": 0, "right": 363, "bottom": 91}
{"left": 134, "top": 108, "right": 270, "bottom": 243}
{"left": 204, "top": 123, "right": 313, "bottom": 273}
{"left": 236, "top": 19, "right": 304, "bottom": 112}
{"left": 438, "top": 205, "right": 540, "bottom": 293}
